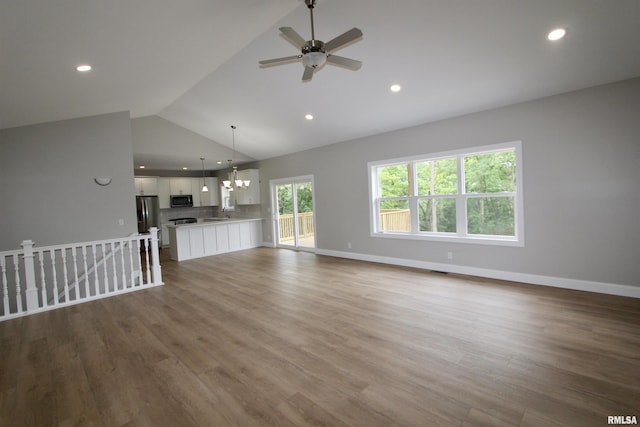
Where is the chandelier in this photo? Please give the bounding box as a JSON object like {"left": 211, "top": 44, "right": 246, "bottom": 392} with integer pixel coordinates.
{"left": 222, "top": 125, "right": 250, "bottom": 190}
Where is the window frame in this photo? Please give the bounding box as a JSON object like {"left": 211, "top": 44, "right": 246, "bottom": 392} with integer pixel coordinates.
{"left": 368, "top": 141, "right": 524, "bottom": 247}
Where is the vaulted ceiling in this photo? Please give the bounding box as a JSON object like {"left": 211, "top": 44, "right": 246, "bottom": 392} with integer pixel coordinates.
{"left": 3, "top": 0, "right": 640, "bottom": 171}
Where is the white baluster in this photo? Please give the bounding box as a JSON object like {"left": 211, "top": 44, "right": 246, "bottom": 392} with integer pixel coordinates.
{"left": 61, "top": 249, "right": 69, "bottom": 303}
{"left": 102, "top": 242, "right": 108, "bottom": 294}
{"left": 144, "top": 237, "right": 151, "bottom": 285}
{"left": 119, "top": 240, "right": 126, "bottom": 290}
{"left": 50, "top": 250, "right": 59, "bottom": 305}
{"left": 13, "top": 254, "right": 22, "bottom": 313}
{"left": 135, "top": 238, "right": 143, "bottom": 286}
{"left": 82, "top": 246, "right": 89, "bottom": 299}
{"left": 127, "top": 238, "right": 134, "bottom": 288}
{"left": 1, "top": 256, "right": 9, "bottom": 315}
{"left": 92, "top": 244, "right": 99, "bottom": 297}
{"left": 38, "top": 250, "right": 46, "bottom": 307}
{"left": 110, "top": 242, "right": 118, "bottom": 292}
{"left": 71, "top": 246, "right": 80, "bottom": 301}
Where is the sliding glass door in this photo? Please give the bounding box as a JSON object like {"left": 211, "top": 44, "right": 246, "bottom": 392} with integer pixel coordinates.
{"left": 273, "top": 177, "right": 316, "bottom": 250}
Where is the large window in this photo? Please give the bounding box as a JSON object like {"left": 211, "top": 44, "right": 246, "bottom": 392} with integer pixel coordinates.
{"left": 369, "top": 142, "right": 523, "bottom": 246}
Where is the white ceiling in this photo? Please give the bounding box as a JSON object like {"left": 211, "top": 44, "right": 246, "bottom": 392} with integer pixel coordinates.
{"left": 3, "top": 0, "right": 640, "bottom": 171}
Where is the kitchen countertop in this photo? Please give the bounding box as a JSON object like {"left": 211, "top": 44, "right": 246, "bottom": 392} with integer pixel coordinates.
{"left": 166, "top": 218, "right": 263, "bottom": 229}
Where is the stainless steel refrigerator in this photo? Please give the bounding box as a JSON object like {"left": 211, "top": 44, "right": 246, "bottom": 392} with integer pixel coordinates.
{"left": 136, "top": 195, "right": 161, "bottom": 246}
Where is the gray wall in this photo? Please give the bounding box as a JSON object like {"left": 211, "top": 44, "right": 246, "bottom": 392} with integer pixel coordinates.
{"left": 256, "top": 78, "right": 640, "bottom": 288}
{"left": 0, "top": 111, "right": 137, "bottom": 250}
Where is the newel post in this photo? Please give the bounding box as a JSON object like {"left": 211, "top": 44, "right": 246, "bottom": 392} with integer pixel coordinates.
{"left": 148, "top": 227, "right": 163, "bottom": 285}
{"left": 21, "top": 240, "right": 39, "bottom": 311}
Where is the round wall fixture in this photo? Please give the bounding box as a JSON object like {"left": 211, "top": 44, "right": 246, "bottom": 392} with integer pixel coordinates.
{"left": 94, "top": 177, "right": 112, "bottom": 186}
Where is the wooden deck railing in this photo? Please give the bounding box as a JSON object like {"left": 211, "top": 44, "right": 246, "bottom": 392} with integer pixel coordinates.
{"left": 380, "top": 209, "right": 411, "bottom": 231}
{"left": 279, "top": 212, "right": 315, "bottom": 240}
{"left": 0, "top": 228, "right": 162, "bottom": 321}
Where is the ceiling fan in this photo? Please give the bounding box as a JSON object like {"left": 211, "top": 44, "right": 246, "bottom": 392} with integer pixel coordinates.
{"left": 259, "top": 0, "right": 363, "bottom": 82}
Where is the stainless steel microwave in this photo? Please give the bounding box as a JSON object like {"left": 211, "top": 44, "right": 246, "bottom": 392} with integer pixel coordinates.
{"left": 170, "top": 194, "right": 193, "bottom": 208}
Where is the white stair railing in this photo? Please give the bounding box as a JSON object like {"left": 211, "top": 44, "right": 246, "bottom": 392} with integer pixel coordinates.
{"left": 0, "top": 227, "right": 162, "bottom": 321}
{"left": 51, "top": 232, "right": 140, "bottom": 304}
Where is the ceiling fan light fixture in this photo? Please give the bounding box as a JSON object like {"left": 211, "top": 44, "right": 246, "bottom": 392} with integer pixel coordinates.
{"left": 302, "top": 51, "right": 327, "bottom": 68}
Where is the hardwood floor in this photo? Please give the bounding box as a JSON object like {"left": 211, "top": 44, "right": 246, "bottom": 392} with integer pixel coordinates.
{"left": 1, "top": 248, "right": 639, "bottom": 426}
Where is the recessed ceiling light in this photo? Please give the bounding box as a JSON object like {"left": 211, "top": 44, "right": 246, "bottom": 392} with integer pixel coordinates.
{"left": 217, "top": 161, "right": 223, "bottom": 165}
{"left": 390, "top": 84, "right": 402, "bottom": 93}
{"left": 305, "top": 114, "right": 314, "bottom": 120}
{"left": 182, "top": 167, "right": 188, "bottom": 170}
{"left": 547, "top": 28, "right": 566, "bottom": 41}
{"left": 76, "top": 64, "right": 92, "bottom": 72}
{"left": 139, "top": 165, "right": 145, "bottom": 169}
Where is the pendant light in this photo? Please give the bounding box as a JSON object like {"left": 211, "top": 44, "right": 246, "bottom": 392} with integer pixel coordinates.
{"left": 200, "top": 157, "right": 208, "bottom": 192}
{"left": 223, "top": 125, "right": 250, "bottom": 190}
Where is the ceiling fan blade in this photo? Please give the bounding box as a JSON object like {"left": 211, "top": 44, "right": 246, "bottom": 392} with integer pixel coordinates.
{"left": 326, "top": 55, "right": 362, "bottom": 71}
{"left": 259, "top": 55, "right": 301, "bottom": 67}
{"left": 279, "top": 26, "right": 307, "bottom": 49}
{"left": 323, "top": 27, "right": 363, "bottom": 53}
{"left": 302, "top": 66, "right": 314, "bottom": 82}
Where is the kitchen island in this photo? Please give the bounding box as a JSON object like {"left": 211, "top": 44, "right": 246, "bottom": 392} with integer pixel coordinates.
{"left": 167, "top": 218, "right": 262, "bottom": 261}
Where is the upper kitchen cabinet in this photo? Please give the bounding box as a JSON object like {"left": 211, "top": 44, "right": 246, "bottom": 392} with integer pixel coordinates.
{"left": 169, "top": 178, "right": 192, "bottom": 195}
{"left": 190, "top": 179, "right": 201, "bottom": 207}
{"left": 199, "top": 177, "right": 219, "bottom": 206}
{"left": 134, "top": 177, "right": 158, "bottom": 196}
{"left": 235, "top": 169, "right": 260, "bottom": 205}
{"left": 158, "top": 178, "right": 171, "bottom": 209}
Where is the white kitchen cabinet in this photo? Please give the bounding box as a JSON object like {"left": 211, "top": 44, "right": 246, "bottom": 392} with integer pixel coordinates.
{"left": 199, "top": 177, "right": 219, "bottom": 206}
{"left": 134, "top": 177, "right": 158, "bottom": 196}
{"left": 169, "top": 178, "right": 192, "bottom": 195}
{"left": 239, "top": 222, "right": 252, "bottom": 248}
{"left": 215, "top": 226, "right": 229, "bottom": 253}
{"left": 158, "top": 178, "right": 171, "bottom": 209}
{"left": 227, "top": 223, "right": 241, "bottom": 251}
{"left": 168, "top": 219, "right": 262, "bottom": 261}
{"left": 137, "top": 176, "right": 215, "bottom": 208}
{"left": 172, "top": 227, "right": 191, "bottom": 261}
{"left": 188, "top": 227, "right": 205, "bottom": 258}
{"left": 161, "top": 223, "right": 170, "bottom": 247}
{"left": 190, "top": 179, "right": 201, "bottom": 207}
{"left": 203, "top": 225, "right": 218, "bottom": 254}
{"left": 234, "top": 169, "right": 260, "bottom": 205}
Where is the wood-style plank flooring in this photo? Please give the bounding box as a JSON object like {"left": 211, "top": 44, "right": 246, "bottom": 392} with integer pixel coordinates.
{"left": 1, "top": 248, "right": 639, "bottom": 426}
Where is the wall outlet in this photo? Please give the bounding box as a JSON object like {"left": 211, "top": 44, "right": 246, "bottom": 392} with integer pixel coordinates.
{"left": 447, "top": 251, "right": 453, "bottom": 260}
{"left": 118, "top": 218, "right": 124, "bottom": 226}
{"left": 347, "top": 241, "right": 352, "bottom": 249}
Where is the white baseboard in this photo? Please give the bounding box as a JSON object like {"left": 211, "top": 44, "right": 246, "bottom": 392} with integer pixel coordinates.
{"left": 315, "top": 249, "right": 640, "bottom": 299}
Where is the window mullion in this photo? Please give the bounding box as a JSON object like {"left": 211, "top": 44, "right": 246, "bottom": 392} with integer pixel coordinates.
{"left": 456, "top": 155, "right": 466, "bottom": 238}
{"left": 409, "top": 162, "right": 418, "bottom": 234}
